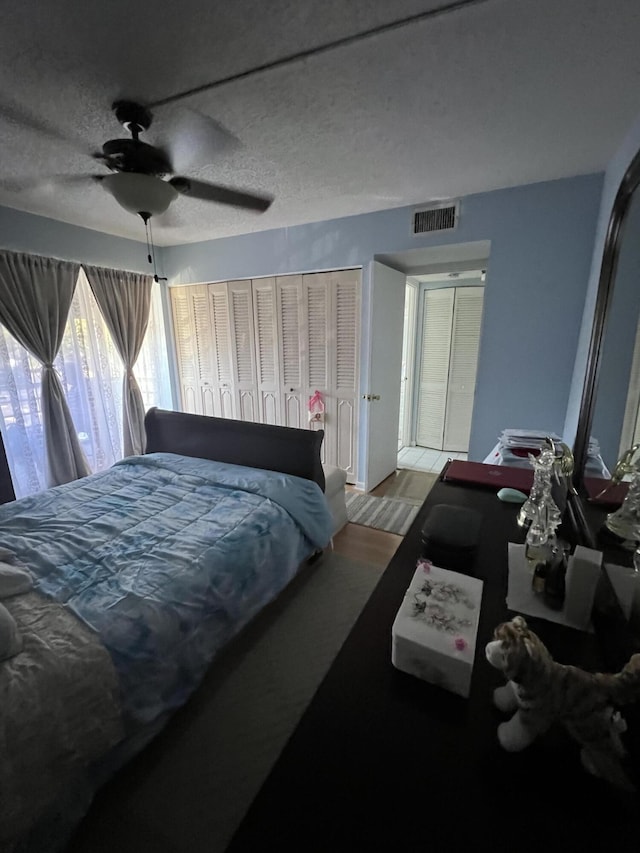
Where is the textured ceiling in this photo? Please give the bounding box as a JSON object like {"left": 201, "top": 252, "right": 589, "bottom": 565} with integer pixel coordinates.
{"left": 1, "top": 0, "right": 640, "bottom": 245}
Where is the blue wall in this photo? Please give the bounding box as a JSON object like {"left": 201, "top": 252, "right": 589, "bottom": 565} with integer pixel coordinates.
{"left": 0, "top": 173, "right": 605, "bottom": 475}
{"left": 0, "top": 205, "right": 151, "bottom": 272}
{"left": 165, "top": 173, "right": 604, "bottom": 464}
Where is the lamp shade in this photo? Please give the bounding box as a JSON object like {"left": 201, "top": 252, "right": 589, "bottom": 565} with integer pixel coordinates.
{"left": 101, "top": 172, "right": 178, "bottom": 216}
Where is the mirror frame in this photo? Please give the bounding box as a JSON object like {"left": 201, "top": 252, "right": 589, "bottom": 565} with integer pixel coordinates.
{"left": 573, "top": 146, "right": 640, "bottom": 485}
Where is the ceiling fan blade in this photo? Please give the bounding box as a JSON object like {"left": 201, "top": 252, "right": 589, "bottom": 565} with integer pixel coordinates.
{"left": 170, "top": 177, "right": 272, "bottom": 212}
{"left": 158, "top": 106, "right": 240, "bottom": 173}
{"left": 0, "top": 173, "right": 102, "bottom": 193}
{"left": 0, "top": 99, "right": 90, "bottom": 152}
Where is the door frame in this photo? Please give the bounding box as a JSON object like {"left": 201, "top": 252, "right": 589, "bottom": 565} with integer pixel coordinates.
{"left": 412, "top": 280, "right": 485, "bottom": 452}
{"left": 399, "top": 280, "right": 418, "bottom": 449}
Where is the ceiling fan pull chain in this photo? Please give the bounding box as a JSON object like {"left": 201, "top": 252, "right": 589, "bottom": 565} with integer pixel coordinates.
{"left": 147, "top": 217, "right": 167, "bottom": 283}
{"left": 143, "top": 216, "right": 152, "bottom": 265}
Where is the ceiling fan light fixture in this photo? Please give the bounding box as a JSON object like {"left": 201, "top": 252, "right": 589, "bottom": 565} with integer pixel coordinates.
{"left": 101, "top": 172, "right": 178, "bottom": 216}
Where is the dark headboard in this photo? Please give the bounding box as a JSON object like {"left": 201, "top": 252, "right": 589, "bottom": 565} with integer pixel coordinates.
{"left": 0, "top": 429, "right": 15, "bottom": 504}
{"left": 144, "top": 408, "right": 325, "bottom": 491}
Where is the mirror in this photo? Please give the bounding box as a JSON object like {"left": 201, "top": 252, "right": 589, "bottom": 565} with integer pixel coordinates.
{"left": 574, "top": 147, "right": 640, "bottom": 488}
{"left": 570, "top": 147, "right": 640, "bottom": 673}
{"left": 590, "top": 186, "right": 640, "bottom": 476}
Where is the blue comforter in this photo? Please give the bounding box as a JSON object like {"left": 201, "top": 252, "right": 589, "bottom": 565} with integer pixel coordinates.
{"left": 0, "top": 453, "right": 333, "bottom": 726}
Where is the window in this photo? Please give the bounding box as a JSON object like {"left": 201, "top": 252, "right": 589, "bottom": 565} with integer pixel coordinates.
{"left": 0, "top": 330, "right": 45, "bottom": 497}
{"left": 135, "top": 280, "right": 173, "bottom": 412}
{"left": 0, "top": 270, "right": 173, "bottom": 498}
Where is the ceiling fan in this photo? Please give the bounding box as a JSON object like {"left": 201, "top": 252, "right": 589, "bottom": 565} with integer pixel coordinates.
{"left": 90, "top": 100, "right": 272, "bottom": 222}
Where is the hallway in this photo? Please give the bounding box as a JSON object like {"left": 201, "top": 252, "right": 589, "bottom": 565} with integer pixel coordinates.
{"left": 397, "top": 446, "right": 467, "bottom": 473}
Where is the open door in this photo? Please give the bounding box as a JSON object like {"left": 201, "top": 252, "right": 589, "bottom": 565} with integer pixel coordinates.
{"left": 399, "top": 281, "right": 418, "bottom": 449}
{"left": 364, "top": 261, "right": 406, "bottom": 491}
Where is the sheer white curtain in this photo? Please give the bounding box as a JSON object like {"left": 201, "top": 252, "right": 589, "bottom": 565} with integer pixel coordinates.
{"left": 84, "top": 265, "right": 153, "bottom": 457}
{"left": 58, "top": 268, "right": 124, "bottom": 473}
{"left": 0, "top": 330, "right": 46, "bottom": 496}
{"left": 0, "top": 269, "right": 173, "bottom": 498}
{"left": 135, "top": 284, "right": 173, "bottom": 412}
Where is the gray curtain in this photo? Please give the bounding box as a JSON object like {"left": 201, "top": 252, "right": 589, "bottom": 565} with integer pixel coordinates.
{"left": 0, "top": 250, "right": 90, "bottom": 487}
{"left": 84, "top": 265, "right": 153, "bottom": 457}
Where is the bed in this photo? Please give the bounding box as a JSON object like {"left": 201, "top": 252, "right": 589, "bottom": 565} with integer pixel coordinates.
{"left": 0, "top": 408, "right": 333, "bottom": 852}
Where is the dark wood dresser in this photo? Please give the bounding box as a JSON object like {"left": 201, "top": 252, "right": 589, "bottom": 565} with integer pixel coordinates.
{"left": 227, "top": 479, "right": 640, "bottom": 853}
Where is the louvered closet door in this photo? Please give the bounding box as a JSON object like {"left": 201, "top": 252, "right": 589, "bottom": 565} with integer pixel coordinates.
{"left": 190, "top": 284, "right": 217, "bottom": 416}
{"left": 301, "top": 271, "right": 360, "bottom": 478}
{"left": 207, "top": 283, "right": 234, "bottom": 418}
{"left": 332, "top": 270, "right": 359, "bottom": 478}
{"left": 173, "top": 270, "right": 361, "bottom": 480}
{"left": 416, "top": 288, "right": 455, "bottom": 449}
{"left": 170, "top": 284, "right": 217, "bottom": 415}
{"left": 228, "top": 280, "right": 259, "bottom": 421}
{"left": 303, "top": 273, "right": 330, "bottom": 465}
{"left": 170, "top": 287, "right": 199, "bottom": 414}
{"left": 252, "top": 278, "right": 280, "bottom": 425}
{"left": 276, "top": 275, "right": 304, "bottom": 428}
{"left": 443, "top": 287, "right": 484, "bottom": 452}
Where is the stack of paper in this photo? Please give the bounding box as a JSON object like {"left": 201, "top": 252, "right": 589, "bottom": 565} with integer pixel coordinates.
{"left": 499, "top": 428, "right": 561, "bottom": 447}
{"left": 483, "top": 429, "right": 561, "bottom": 469}
{"left": 483, "top": 429, "right": 609, "bottom": 477}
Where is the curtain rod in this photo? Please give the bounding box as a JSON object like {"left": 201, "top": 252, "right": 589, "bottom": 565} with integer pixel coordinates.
{"left": 0, "top": 248, "right": 154, "bottom": 279}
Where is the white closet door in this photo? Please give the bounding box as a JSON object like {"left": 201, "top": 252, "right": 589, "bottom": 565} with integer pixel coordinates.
{"left": 304, "top": 274, "right": 329, "bottom": 391}
{"left": 301, "top": 270, "right": 360, "bottom": 477}
{"left": 170, "top": 284, "right": 217, "bottom": 416}
{"left": 228, "top": 280, "right": 259, "bottom": 421}
{"left": 443, "top": 287, "right": 484, "bottom": 452}
{"left": 331, "top": 270, "right": 360, "bottom": 478}
{"left": 170, "top": 287, "right": 199, "bottom": 414}
{"left": 416, "top": 288, "right": 455, "bottom": 449}
{"left": 208, "top": 282, "right": 234, "bottom": 418}
{"left": 191, "top": 284, "right": 217, "bottom": 417}
{"left": 171, "top": 270, "right": 361, "bottom": 481}
{"left": 276, "top": 275, "right": 305, "bottom": 428}
{"left": 303, "top": 273, "right": 330, "bottom": 465}
{"left": 252, "top": 278, "right": 281, "bottom": 425}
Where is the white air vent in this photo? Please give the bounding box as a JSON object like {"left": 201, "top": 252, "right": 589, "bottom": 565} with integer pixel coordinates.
{"left": 412, "top": 202, "right": 459, "bottom": 235}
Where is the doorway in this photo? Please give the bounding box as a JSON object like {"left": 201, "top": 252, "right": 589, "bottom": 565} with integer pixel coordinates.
{"left": 367, "top": 242, "right": 490, "bottom": 487}
{"left": 398, "top": 270, "right": 485, "bottom": 472}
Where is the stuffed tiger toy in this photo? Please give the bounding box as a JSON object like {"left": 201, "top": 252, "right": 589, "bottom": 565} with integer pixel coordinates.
{"left": 486, "top": 615, "right": 640, "bottom": 790}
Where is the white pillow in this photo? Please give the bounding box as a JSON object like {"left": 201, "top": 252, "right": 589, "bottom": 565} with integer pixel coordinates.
{"left": 0, "top": 602, "right": 22, "bottom": 662}
{"left": 0, "top": 562, "right": 33, "bottom": 598}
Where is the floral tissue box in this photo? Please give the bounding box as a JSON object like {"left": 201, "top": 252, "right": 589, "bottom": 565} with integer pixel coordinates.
{"left": 391, "top": 560, "right": 484, "bottom": 698}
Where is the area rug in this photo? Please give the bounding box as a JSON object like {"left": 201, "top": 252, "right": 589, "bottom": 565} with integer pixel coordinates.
{"left": 67, "top": 551, "right": 385, "bottom": 853}
{"left": 345, "top": 492, "right": 420, "bottom": 536}
{"left": 376, "top": 470, "right": 439, "bottom": 505}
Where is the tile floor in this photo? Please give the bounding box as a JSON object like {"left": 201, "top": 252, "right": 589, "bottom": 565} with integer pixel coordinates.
{"left": 397, "top": 445, "right": 468, "bottom": 474}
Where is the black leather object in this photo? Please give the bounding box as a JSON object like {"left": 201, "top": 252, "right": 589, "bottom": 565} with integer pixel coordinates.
{"left": 420, "top": 502, "right": 482, "bottom": 573}
{"left": 144, "top": 408, "right": 326, "bottom": 492}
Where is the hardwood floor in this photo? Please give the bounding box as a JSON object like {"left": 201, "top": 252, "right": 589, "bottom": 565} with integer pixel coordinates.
{"left": 332, "top": 523, "right": 402, "bottom": 569}
{"left": 332, "top": 469, "right": 437, "bottom": 569}
{"left": 370, "top": 468, "right": 438, "bottom": 502}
